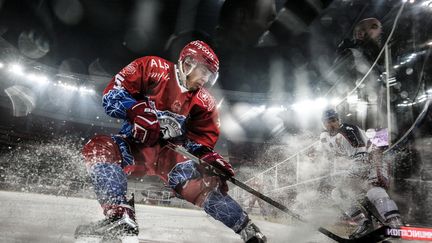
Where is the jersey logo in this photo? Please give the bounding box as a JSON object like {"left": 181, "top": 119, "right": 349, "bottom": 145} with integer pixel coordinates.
{"left": 150, "top": 58, "right": 170, "bottom": 70}
{"left": 197, "top": 89, "right": 215, "bottom": 111}
{"left": 157, "top": 110, "right": 187, "bottom": 139}
{"left": 119, "top": 61, "right": 138, "bottom": 77}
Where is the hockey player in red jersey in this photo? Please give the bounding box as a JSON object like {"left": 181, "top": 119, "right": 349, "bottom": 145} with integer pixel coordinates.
{"left": 76, "top": 40, "right": 266, "bottom": 243}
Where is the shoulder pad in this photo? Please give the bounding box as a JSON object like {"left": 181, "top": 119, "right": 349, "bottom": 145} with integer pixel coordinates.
{"left": 118, "top": 59, "right": 140, "bottom": 78}
{"left": 195, "top": 88, "right": 216, "bottom": 111}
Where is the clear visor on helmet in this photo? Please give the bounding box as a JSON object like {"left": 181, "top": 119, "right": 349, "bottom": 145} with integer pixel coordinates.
{"left": 184, "top": 57, "right": 219, "bottom": 86}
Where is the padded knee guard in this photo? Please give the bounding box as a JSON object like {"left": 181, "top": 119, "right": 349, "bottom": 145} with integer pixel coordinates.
{"left": 177, "top": 176, "right": 222, "bottom": 206}
{"left": 82, "top": 135, "right": 128, "bottom": 216}
{"left": 366, "top": 187, "right": 400, "bottom": 220}
{"left": 82, "top": 135, "right": 122, "bottom": 169}
{"left": 168, "top": 160, "right": 223, "bottom": 206}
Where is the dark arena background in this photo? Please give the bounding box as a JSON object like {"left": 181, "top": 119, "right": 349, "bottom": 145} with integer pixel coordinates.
{"left": 0, "top": 0, "right": 431, "bottom": 242}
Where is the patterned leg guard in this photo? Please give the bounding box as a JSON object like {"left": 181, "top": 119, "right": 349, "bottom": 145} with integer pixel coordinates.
{"left": 203, "top": 190, "right": 249, "bottom": 232}
{"left": 75, "top": 162, "right": 138, "bottom": 238}
{"left": 168, "top": 161, "right": 266, "bottom": 242}
{"left": 90, "top": 162, "right": 129, "bottom": 209}
{"left": 203, "top": 190, "right": 266, "bottom": 242}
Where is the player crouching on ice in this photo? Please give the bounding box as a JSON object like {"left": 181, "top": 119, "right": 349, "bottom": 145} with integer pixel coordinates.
{"left": 319, "top": 108, "right": 402, "bottom": 239}
{"left": 76, "top": 40, "right": 266, "bottom": 243}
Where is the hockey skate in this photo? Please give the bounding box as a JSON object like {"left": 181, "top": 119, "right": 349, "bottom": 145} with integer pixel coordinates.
{"left": 75, "top": 196, "right": 139, "bottom": 243}
{"left": 385, "top": 215, "right": 402, "bottom": 228}
{"left": 239, "top": 221, "right": 267, "bottom": 243}
{"left": 75, "top": 213, "right": 138, "bottom": 242}
{"left": 348, "top": 218, "right": 373, "bottom": 239}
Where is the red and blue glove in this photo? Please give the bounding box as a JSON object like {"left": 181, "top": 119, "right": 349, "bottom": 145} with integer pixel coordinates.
{"left": 201, "top": 152, "right": 235, "bottom": 177}
{"left": 126, "top": 101, "right": 160, "bottom": 145}
{"left": 201, "top": 152, "right": 234, "bottom": 195}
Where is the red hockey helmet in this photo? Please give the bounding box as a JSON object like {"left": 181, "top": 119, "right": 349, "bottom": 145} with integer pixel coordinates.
{"left": 178, "top": 40, "right": 219, "bottom": 86}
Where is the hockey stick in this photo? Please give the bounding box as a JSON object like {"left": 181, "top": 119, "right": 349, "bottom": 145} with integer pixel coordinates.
{"left": 165, "top": 142, "right": 305, "bottom": 222}
{"left": 166, "top": 142, "right": 398, "bottom": 242}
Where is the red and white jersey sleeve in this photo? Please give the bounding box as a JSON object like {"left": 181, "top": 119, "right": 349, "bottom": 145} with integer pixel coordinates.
{"left": 187, "top": 88, "right": 220, "bottom": 149}
{"left": 103, "top": 56, "right": 168, "bottom": 98}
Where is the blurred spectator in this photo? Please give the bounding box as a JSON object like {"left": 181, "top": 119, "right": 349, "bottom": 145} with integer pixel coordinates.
{"left": 329, "top": 18, "right": 386, "bottom": 129}
{"left": 215, "top": 0, "right": 276, "bottom": 51}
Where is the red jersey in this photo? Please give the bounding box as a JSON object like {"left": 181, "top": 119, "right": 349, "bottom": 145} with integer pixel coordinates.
{"left": 103, "top": 56, "right": 220, "bottom": 148}
{"left": 102, "top": 56, "right": 220, "bottom": 178}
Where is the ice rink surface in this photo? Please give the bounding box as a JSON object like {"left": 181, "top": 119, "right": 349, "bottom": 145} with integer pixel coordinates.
{"left": 0, "top": 191, "right": 419, "bottom": 243}
{"left": 0, "top": 191, "right": 337, "bottom": 243}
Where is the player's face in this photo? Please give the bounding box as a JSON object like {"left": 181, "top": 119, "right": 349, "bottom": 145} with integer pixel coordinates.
{"left": 324, "top": 117, "right": 340, "bottom": 135}
{"left": 185, "top": 64, "right": 212, "bottom": 91}
{"left": 354, "top": 19, "right": 382, "bottom": 44}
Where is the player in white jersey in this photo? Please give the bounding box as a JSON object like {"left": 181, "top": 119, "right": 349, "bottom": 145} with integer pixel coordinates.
{"left": 319, "top": 108, "right": 402, "bottom": 239}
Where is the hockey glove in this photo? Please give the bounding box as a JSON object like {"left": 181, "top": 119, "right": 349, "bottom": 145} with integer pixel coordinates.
{"left": 126, "top": 101, "right": 160, "bottom": 145}
{"left": 201, "top": 152, "right": 235, "bottom": 177}
{"left": 201, "top": 152, "right": 234, "bottom": 195}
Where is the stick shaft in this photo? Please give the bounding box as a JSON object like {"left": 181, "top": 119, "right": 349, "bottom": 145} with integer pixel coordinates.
{"left": 166, "top": 142, "right": 304, "bottom": 222}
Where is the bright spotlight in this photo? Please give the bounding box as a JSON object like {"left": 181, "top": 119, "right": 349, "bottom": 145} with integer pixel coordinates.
{"left": 292, "top": 100, "right": 314, "bottom": 112}
{"left": 78, "top": 86, "right": 95, "bottom": 94}
{"left": 330, "top": 97, "right": 341, "bottom": 106}
{"left": 422, "top": 0, "right": 432, "bottom": 7}
{"left": 315, "top": 98, "right": 328, "bottom": 108}
{"left": 266, "top": 105, "right": 286, "bottom": 113}
{"left": 0, "top": 62, "right": 4, "bottom": 68}
{"left": 428, "top": 41, "right": 432, "bottom": 46}
{"left": 9, "top": 64, "right": 24, "bottom": 75}
{"left": 28, "top": 73, "right": 49, "bottom": 84}
{"left": 60, "top": 83, "right": 78, "bottom": 91}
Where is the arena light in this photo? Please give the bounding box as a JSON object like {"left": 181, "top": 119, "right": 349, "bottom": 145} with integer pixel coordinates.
{"left": 292, "top": 98, "right": 329, "bottom": 110}
{"left": 421, "top": 0, "right": 432, "bottom": 7}
{"left": 0, "top": 62, "right": 4, "bottom": 68}
{"left": 266, "top": 105, "right": 286, "bottom": 113}
{"left": 62, "top": 84, "right": 78, "bottom": 91}
{"left": 9, "top": 64, "right": 24, "bottom": 75}
{"left": 428, "top": 41, "right": 432, "bottom": 46}
{"left": 315, "top": 97, "right": 328, "bottom": 109}
{"left": 27, "top": 73, "right": 49, "bottom": 84}
{"left": 330, "top": 97, "right": 341, "bottom": 106}
{"left": 78, "top": 86, "right": 95, "bottom": 94}
{"left": 292, "top": 100, "right": 314, "bottom": 112}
